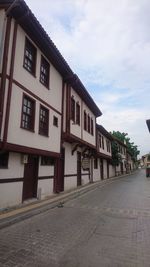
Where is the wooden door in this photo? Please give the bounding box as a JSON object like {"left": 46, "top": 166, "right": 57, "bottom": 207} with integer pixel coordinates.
{"left": 54, "top": 148, "right": 65, "bottom": 193}
{"left": 107, "top": 161, "right": 109, "bottom": 179}
{"left": 121, "top": 162, "right": 123, "bottom": 174}
{"left": 22, "top": 155, "right": 39, "bottom": 201}
{"left": 100, "top": 159, "right": 104, "bottom": 180}
{"left": 77, "top": 152, "right": 81, "bottom": 186}
{"left": 59, "top": 148, "right": 65, "bottom": 192}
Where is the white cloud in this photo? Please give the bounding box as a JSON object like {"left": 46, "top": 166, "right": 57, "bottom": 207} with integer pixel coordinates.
{"left": 25, "top": 0, "right": 150, "bottom": 156}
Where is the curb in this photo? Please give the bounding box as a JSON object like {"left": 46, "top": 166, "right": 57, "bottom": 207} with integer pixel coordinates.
{"left": 0, "top": 172, "right": 135, "bottom": 229}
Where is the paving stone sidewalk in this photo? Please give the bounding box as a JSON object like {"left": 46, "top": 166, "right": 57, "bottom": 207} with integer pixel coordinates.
{"left": 0, "top": 173, "right": 133, "bottom": 229}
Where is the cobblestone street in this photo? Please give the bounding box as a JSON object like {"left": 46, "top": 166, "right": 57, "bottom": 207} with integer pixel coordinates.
{"left": 1, "top": 169, "right": 150, "bottom": 267}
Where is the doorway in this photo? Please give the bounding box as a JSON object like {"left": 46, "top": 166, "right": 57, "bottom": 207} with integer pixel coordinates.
{"left": 22, "top": 155, "right": 39, "bottom": 201}
{"left": 77, "top": 152, "right": 81, "bottom": 186}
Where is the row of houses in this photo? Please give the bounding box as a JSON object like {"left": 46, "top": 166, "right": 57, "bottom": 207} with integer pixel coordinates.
{"left": 0, "top": 0, "right": 135, "bottom": 210}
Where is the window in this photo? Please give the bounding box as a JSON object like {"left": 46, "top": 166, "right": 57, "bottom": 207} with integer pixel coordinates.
{"left": 53, "top": 116, "right": 58, "bottom": 127}
{"left": 106, "top": 140, "right": 110, "bottom": 152}
{"left": 108, "top": 141, "right": 110, "bottom": 152}
{"left": 91, "top": 118, "right": 94, "bottom": 135}
{"left": 0, "top": 152, "right": 9, "bottom": 168}
{"left": 94, "top": 158, "right": 98, "bottom": 169}
{"left": 102, "top": 136, "right": 104, "bottom": 149}
{"left": 99, "top": 134, "right": 102, "bottom": 148}
{"left": 23, "top": 38, "right": 36, "bottom": 75}
{"left": 76, "top": 102, "right": 80, "bottom": 125}
{"left": 41, "top": 156, "right": 54, "bottom": 166}
{"left": 71, "top": 97, "right": 75, "bottom": 122}
{"left": 40, "top": 56, "right": 50, "bottom": 88}
{"left": 88, "top": 115, "right": 90, "bottom": 133}
{"left": 39, "top": 105, "right": 49, "bottom": 136}
{"left": 21, "top": 95, "right": 35, "bottom": 131}
{"left": 84, "top": 111, "right": 87, "bottom": 131}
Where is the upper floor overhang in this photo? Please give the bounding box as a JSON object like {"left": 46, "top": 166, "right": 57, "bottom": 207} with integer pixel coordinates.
{"left": 0, "top": 0, "right": 102, "bottom": 118}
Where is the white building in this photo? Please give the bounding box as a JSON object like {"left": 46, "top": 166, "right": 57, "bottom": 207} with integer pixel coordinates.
{"left": 0, "top": 0, "right": 102, "bottom": 209}
{"left": 112, "top": 137, "right": 127, "bottom": 175}
{"left": 55, "top": 76, "right": 102, "bottom": 192}
{"left": 93, "top": 125, "right": 114, "bottom": 181}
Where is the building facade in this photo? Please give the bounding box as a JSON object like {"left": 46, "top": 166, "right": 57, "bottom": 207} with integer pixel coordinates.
{"left": 55, "top": 77, "right": 102, "bottom": 192}
{"left": 0, "top": 0, "right": 134, "bottom": 210}
{"left": 93, "top": 125, "right": 114, "bottom": 181}
{"left": 0, "top": 0, "right": 102, "bottom": 209}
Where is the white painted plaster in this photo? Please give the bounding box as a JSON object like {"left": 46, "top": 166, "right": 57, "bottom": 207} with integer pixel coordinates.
{"left": 70, "top": 88, "right": 82, "bottom": 139}
{"left": 82, "top": 175, "right": 89, "bottom": 185}
{"left": 37, "top": 179, "right": 54, "bottom": 200}
{"left": 0, "top": 182, "right": 23, "bottom": 209}
{"left": 13, "top": 26, "right": 62, "bottom": 112}
{"left": 7, "top": 85, "right": 61, "bottom": 153}
{"left": 0, "top": 152, "right": 24, "bottom": 179}
{"left": 0, "top": 9, "right": 6, "bottom": 72}
{"left": 64, "top": 177, "right": 77, "bottom": 191}
{"left": 103, "top": 159, "right": 108, "bottom": 179}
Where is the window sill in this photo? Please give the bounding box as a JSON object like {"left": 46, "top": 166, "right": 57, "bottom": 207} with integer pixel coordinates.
{"left": 23, "top": 65, "right": 36, "bottom": 78}
{"left": 40, "top": 80, "right": 50, "bottom": 90}
{"left": 20, "top": 126, "right": 35, "bottom": 133}
{"left": 39, "top": 132, "right": 49, "bottom": 137}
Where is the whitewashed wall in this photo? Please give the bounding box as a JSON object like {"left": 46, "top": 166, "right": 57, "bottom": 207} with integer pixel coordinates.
{"left": 7, "top": 84, "right": 61, "bottom": 153}
{"left": 93, "top": 159, "right": 101, "bottom": 181}
{"left": 70, "top": 88, "right": 82, "bottom": 139}
{"left": 0, "top": 152, "right": 24, "bottom": 209}
{"left": 37, "top": 179, "right": 54, "bottom": 200}
{"left": 13, "top": 25, "right": 63, "bottom": 112}
{"left": 103, "top": 159, "right": 108, "bottom": 179}
{"left": 0, "top": 182, "right": 23, "bottom": 209}
{"left": 0, "top": 152, "right": 24, "bottom": 179}
{"left": 37, "top": 158, "right": 54, "bottom": 199}
{"left": 82, "top": 102, "right": 96, "bottom": 146}
{"left": 109, "top": 164, "right": 116, "bottom": 178}
{"left": 63, "top": 142, "right": 77, "bottom": 191}
{"left": 0, "top": 10, "right": 6, "bottom": 72}
{"left": 99, "top": 135, "right": 112, "bottom": 157}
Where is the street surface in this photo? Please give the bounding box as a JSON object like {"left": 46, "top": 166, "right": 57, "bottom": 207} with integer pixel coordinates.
{"left": 1, "top": 169, "right": 150, "bottom": 267}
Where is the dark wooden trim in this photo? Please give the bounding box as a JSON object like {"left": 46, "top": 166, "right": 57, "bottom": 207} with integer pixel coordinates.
{"left": 20, "top": 92, "right": 36, "bottom": 132}
{"left": 60, "top": 80, "right": 65, "bottom": 151}
{"left": 66, "top": 83, "right": 71, "bottom": 133}
{"left": 64, "top": 174, "right": 77, "bottom": 177}
{"left": 39, "top": 104, "right": 49, "bottom": 137}
{"left": 12, "top": 79, "right": 62, "bottom": 116}
{"left": 0, "top": 178, "right": 23, "bottom": 183}
{"left": 23, "top": 36, "right": 37, "bottom": 77}
{"left": 39, "top": 54, "right": 50, "bottom": 89}
{"left": 0, "top": 16, "right": 12, "bottom": 138}
{"left": 82, "top": 173, "right": 90, "bottom": 176}
{"left": 0, "top": 142, "right": 60, "bottom": 158}
{"left": 97, "top": 151, "right": 112, "bottom": 160}
{"left": 63, "top": 173, "right": 90, "bottom": 178}
{"left": 81, "top": 99, "right": 83, "bottom": 140}
{"left": 3, "top": 1, "right": 102, "bottom": 117}
{"left": 38, "top": 176, "right": 54, "bottom": 180}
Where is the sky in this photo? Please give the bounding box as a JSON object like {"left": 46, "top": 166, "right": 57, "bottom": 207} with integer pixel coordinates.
{"left": 25, "top": 0, "right": 150, "bottom": 157}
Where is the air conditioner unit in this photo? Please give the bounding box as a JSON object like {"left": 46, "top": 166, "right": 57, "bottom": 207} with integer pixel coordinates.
{"left": 21, "top": 154, "right": 28, "bottom": 164}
